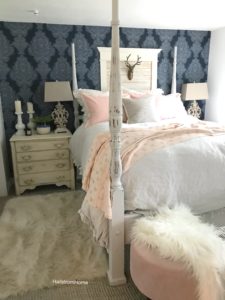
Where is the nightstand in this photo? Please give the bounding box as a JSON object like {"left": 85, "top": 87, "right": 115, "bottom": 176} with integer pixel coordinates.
{"left": 10, "top": 132, "right": 75, "bottom": 195}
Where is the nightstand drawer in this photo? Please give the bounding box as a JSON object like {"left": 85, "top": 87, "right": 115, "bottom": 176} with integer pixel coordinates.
{"left": 19, "top": 171, "right": 71, "bottom": 186}
{"left": 16, "top": 149, "right": 69, "bottom": 162}
{"left": 15, "top": 139, "right": 69, "bottom": 152}
{"left": 17, "top": 159, "right": 70, "bottom": 174}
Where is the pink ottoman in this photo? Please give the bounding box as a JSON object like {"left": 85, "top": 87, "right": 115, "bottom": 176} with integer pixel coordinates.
{"left": 130, "top": 241, "right": 198, "bottom": 300}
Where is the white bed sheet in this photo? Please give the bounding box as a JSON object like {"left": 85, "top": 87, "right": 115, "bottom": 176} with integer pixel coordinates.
{"left": 70, "top": 116, "right": 196, "bottom": 174}
{"left": 70, "top": 116, "right": 225, "bottom": 213}
{"left": 70, "top": 117, "right": 225, "bottom": 247}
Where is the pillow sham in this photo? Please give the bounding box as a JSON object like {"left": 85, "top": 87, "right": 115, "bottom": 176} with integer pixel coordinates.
{"left": 76, "top": 88, "right": 130, "bottom": 124}
{"left": 72, "top": 90, "right": 87, "bottom": 121}
{"left": 122, "top": 87, "right": 164, "bottom": 99}
{"left": 123, "top": 95, "right": 159, "bottom": 124}
{"left": 156, "top": 93, "right": 187, "bottom": 120}
{"left": 79, "top": 93, "right": 109, "bottom": 127}
{"left": 75, "top": 88, "right": 109, "bottom": 107}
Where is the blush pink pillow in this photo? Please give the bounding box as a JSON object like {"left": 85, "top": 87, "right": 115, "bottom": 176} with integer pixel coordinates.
{"left": 80, "top": 93, "right": 109, "bottom": 127}
{"left": 128, "top": 90, "right": 149, "bottom": 99}
{"left": 122, "top": 88, "right": 164, "bottom": 99}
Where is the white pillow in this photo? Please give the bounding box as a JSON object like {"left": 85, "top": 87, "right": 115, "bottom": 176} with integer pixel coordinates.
{"left": 123, "top": 95, "right": 159, "bottom": 124}
{"left": 156, "top": 93, "right": 187, "bottom": 120}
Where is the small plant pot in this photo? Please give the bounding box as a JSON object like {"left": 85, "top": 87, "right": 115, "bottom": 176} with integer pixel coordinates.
{"left": 36, "top": 125, "right": 51, "bottom": 135}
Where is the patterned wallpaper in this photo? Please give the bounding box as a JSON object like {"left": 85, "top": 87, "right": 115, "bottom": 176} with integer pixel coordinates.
{"left": 0, "top": 22, "right": 210, "bottom": 144}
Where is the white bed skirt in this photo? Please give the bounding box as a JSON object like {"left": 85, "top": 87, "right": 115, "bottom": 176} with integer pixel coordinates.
{"left": 201, "top": 206, "right": 225, "bottom": 227}
{"left": 125, "top": 207, "right": 225, "bottom": 245}
{"left": 79, "top": 198, "right": 225, "bottom": 249}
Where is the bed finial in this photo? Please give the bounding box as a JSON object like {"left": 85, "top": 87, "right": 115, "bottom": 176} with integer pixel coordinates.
{"left": 71, "top": 43, "right": 78, "bottom": 91}
{"left": 171, "top": 46, "right": 177, "bottom": 94}
{"left": 71, "top": 42, "right": 79, "bottom": 129}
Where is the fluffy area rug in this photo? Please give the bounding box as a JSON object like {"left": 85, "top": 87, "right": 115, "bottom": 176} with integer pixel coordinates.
{"left": 0, "top": 190, "right": 107, "bottom": 299}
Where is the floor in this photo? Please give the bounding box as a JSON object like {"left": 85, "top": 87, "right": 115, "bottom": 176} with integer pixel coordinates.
{"left": 5, "top": 276, "right": 146, "bottom": 300}
{"left": 0, "top": 183, "right": 147, "bottom": 300}
{"left": 0, "top": 184, "right": 65, "bottom": 213}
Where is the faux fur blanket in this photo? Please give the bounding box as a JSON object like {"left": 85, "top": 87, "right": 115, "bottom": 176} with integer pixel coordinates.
{"left": 131, "top": 205, "right": 225, "bottom": 300}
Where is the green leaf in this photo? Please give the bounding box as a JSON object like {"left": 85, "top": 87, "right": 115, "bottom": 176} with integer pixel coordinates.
{"left": 32, "top": 115, "right": 53, "bottom": 124}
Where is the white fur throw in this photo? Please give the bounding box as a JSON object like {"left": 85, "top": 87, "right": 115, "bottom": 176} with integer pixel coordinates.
{"left": 131, "top": 205, "right": 225, "bottom": 300}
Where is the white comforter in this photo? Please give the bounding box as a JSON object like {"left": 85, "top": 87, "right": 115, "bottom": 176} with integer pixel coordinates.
{"left": 70, "top": 117, "right": 225, "bottom": 246}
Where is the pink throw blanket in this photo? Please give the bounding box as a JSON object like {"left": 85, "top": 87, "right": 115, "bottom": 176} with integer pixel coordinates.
{"left": 82, "top": 121, "right": 225, "bottom": 219}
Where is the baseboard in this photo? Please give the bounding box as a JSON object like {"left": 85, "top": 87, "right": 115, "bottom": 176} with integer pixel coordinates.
{"left": 7, "top": 177, "right": 14, "bottom": 195}
{"left": 0, "top": 177, "right": 14, "bottom": 197}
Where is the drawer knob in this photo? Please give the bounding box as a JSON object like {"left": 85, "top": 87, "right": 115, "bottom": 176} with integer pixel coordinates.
{"left": 56, "top": 152, "right": 65, "bottom": 159}
{"left": 23, "top": 166, "right": 33, "bottom": 172}
{"left": 56, "top": 163, "right": 65, "bottom": 168}
{"left": 21, "top": 155, "right": 32, "bottom": 161}
{"left": 21, "top": 145, "right": 31, "bottom": 151}
{"left": 54, "top": 143, "right": 64, "bottom": 149}
{"left": 24, "top": 179, "right": 34, "bottom": 185}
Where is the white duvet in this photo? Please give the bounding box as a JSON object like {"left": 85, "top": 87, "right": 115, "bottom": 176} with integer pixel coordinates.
{"left": 70, "top": 117, "right": 225, "bottom": 247}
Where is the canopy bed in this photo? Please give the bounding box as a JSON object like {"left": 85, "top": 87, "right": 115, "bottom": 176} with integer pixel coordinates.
{"left": 70, "top": 0, "right": 225, "bottom": 286}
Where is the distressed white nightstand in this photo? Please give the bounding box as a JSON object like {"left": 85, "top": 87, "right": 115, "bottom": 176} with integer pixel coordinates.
{"left": 10, "top": 132, "right": 75, "bottom": 195}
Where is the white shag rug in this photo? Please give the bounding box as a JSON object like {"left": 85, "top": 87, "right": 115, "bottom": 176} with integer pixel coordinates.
{"left": 0, "top": 191, "right": 107, "bottom": 299}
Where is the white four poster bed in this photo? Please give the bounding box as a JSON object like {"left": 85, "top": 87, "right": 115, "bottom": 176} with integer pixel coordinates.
{"left": 70, "top": 0, "right": 225, "bottom": 286}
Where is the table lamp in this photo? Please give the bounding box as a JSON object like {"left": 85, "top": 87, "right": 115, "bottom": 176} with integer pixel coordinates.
{"left": 44, "top": 81, "right": 73, "bottom": 133}
{"left": 181, "top": 82, "right": 208, "bottom": 119}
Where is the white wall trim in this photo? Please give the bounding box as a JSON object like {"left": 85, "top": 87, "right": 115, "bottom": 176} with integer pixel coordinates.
{"left": 206, "top": 27, "right": 225, "bottom": 123}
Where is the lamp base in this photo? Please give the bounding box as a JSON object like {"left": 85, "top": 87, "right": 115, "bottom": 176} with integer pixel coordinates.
{"left": 54, "top": 127, "right": 70, "bottom": 134}
{"left": 51, "top": 102, "right": 69, "bottom": 133}
{"left": 187, "top": 100, "right": 201, "bottom": 119}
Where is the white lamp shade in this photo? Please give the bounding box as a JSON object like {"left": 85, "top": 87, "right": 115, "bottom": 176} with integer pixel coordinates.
{"left": 181, "top": 83, "right": 208, "bottom": 101}
{"left": 44, "top": 81, "right": 73, "bottom": 102}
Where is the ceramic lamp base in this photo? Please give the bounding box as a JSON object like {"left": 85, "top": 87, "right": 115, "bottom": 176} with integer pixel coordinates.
{"left": 54, "top": 127, "right": 70, "bottom": 134}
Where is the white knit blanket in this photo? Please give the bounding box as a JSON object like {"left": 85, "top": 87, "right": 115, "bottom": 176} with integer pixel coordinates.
{"left": 131, "top": 205, "right": 225, "bottom": 300}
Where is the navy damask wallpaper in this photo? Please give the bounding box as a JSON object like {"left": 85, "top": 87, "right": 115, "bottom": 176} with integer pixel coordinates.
{"left": 0, "top": 22, "right": 210, "bottom": 144}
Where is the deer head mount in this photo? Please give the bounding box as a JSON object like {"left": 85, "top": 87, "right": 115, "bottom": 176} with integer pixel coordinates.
{"left": 125, "top": 54, "right": 142, "bottom": 80}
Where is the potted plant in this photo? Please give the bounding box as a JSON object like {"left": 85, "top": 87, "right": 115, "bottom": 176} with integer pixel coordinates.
{"left": 32, "top": 114, "right": 53, "bottom": 134}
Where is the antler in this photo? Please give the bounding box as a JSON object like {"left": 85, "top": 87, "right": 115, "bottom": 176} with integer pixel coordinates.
{"left": 125, "top": 54, "right": 142, "bottom": 80}
{"left": 125, "top": 54, "right": 132, "bottom": 68}
{"left": 125, "top": 54, "right": 142, "bottom": 70}
{"left": 132, "top": 55, "right": 142, "bottom": 69}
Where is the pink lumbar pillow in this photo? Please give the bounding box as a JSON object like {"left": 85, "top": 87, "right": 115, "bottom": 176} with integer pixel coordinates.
{"left": 80, "top": 93, "right": 109, "bottom": 127}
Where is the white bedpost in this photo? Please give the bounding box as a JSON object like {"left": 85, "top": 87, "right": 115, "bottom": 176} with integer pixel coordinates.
{"left": 107, "top": 0, "right": 126, "bottom": 286}
{"left": 71, "top": 43, "right": 79, "bottom": 129}
{"left": 171, "top": 46, "right": 177, "bottom": 94}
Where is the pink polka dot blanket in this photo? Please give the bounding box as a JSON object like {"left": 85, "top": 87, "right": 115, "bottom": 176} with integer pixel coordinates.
{"left": 82, "top": 121, "right": 225, "bottom": 219}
